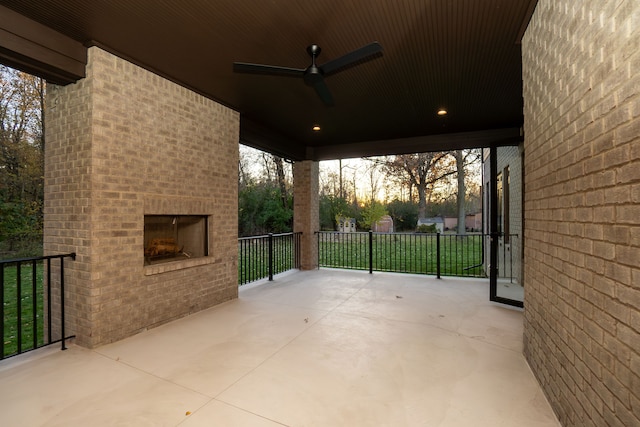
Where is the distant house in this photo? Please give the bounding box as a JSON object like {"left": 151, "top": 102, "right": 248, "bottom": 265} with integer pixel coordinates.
{"left": 465, "top": 213, "right": 482, "bottom": 231}
{"left": 337, "top": 217, "right": 356, "bottom": 233}
{"left": 416, "top": 217, "right": 444, "bottom": 233}
{"left": 372, "top": 215, "right": 394, "bottom": 233}
{"left": 444, "top": 217, "right": 458, "bottom": 230}
{"left": 443, "top": 213, "right": 483, "bottom": 231}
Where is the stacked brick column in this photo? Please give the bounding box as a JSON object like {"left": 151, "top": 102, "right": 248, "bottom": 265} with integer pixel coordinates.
{"left": 293, "top": 160, "right": 319, "bottom": 270}
{"left": 522, "top": 1, "right": 639, "bottom": 425}
{"left": 44, "top": 47, "right": 239, "bottom": 348}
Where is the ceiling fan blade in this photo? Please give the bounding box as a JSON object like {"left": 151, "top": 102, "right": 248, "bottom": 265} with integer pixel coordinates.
{"left": 312, "top": 79, "right": 334, "bottom": 106}
{"left": 320, "top": 42, "right": 383, "bottom": 76}
{"left": 233, "top": 62, "right": 305, "bottom": 77}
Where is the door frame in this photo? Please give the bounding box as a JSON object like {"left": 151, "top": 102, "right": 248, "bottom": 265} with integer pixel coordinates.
{"left": 489, "top": 145, "right": 524, "bottom": 308}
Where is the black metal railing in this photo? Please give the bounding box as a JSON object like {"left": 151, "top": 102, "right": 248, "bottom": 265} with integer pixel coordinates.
{"left": 0, "top": 253, "right": 76, "bottom": 360}
{"left": 496, "top": 233, "right": 520, "bottom": 283}
{"left": 317, "top": 231, "right": 486, "bottom": 278}
{"left": 238, "top": 232, "right": 301, "bottom": 285}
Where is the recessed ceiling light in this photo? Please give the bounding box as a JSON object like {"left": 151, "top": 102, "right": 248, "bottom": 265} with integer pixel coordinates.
{"left": 437, "top": 109, "right": 448, "bottom": 116}
{"left": 312, "top": 125, "right": 321, "bottom": 131}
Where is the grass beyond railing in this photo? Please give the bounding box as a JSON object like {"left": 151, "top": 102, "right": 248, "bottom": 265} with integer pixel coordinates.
{"left": 238, "top": 232, "right": 301, "bottom": 285}
{"left": 317, "top": 231, "right": 486, "bottom": 277}
{"left": 1, "top": 253, "right": 75, "bottom": 360}
{"left": 1, "top": 261, "right": 44, "bottom": 358}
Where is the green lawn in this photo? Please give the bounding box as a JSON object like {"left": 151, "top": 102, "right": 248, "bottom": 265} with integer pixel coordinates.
{"left": 1, "top": 261, "right": 45, "bottom": 359}
{"left": 318, "top": 232, "right": 485, "bottom": 277}
{"left": 238, "top": 232, "right": 486, "bottom": 286}
{"left": 238, "top": 235, "right": 299, "bottom": 285}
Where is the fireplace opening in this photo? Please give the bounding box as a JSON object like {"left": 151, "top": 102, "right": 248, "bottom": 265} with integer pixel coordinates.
{"left": 144, "top": 215, "right": 208, "bottom": 265}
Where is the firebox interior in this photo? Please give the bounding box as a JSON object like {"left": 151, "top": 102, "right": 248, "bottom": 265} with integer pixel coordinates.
{"left": 144, "top": 215, "right": 208, "bottom": 265}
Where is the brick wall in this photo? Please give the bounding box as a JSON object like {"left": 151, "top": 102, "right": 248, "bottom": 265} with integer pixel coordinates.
{"left": 45, "top": 47, "right": 239, "bottom": 347}
{"left": 522, "top": 1, "right": 639, "bottom": 425}
{"left": 43, "top": 59, "right": 93, "bottom": 344}
{"left": 293, "top": 160, "right": 319, "bottom": 270}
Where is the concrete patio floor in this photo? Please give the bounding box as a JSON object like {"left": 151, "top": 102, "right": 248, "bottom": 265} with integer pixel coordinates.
{"left": 0, "top": 269, "right": 560, "bottom": 426}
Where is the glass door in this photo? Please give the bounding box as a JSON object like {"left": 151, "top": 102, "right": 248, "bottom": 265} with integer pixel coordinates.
{"left": 487, "top": 145, "right": 524, "bottom": 307}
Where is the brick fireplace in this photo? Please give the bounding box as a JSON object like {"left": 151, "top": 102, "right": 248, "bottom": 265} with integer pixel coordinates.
{"left": 44, "top": 47, "right": 239, "bottom": 348}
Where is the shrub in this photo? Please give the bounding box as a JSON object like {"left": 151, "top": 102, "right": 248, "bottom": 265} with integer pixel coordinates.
{"left": 416, "top": 224, "right": 438, "bottom": 233}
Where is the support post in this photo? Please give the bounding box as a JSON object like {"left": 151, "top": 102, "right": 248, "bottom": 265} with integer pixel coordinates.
{"left": 293, "top": 161, "right": 319, "bottom": 270}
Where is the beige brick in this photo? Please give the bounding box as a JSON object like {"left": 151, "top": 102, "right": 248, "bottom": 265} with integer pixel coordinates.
{"left": 593, "top": 241, "right": 616, "bottom": 260}
{"left": 616, "top": 245, "right": 639, "bottom": 268}
{"left": 522, "top": 1, "right": 640, "bottom": 425}
{"left": 603, "top": 145, "right": 630, "bottom": 168}
{"left": 617, "top": 205, "right": 640, "bottom": 225}
{"left": 617, "top": 284, "right": 640, "bottom": 309}
{"left": 45, "top": 47, "right": 239, "bottom": 347}
{"left": 632, "top": 394, "right": 640, "bottom": 423}
{"left": 593, "top": 205, "right": 615, "bottom": 222}
{"left": 616, "top": 116, "right": 640, "bottom": 145}
{"left": 604, "top": 185, "right": 631, "bottom": 204}
{"left": 605, "top": 225, "right": 630, "bottom": 245}
{"left": 632, "top": 184, "right": 640, "bottom": 203}
{"left": 616, "top": 162, "right": 640, "bottom": 185}
{"left": 617, "top": 323, "right": 640, "bottom": 355}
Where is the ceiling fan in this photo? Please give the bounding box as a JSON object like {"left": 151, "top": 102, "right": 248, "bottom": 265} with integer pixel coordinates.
{"left": 233, "top": 41, "right": 383, "bottom": 106}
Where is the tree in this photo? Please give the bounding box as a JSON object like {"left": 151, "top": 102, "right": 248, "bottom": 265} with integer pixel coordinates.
{"left": 0, "top": 200, "right": 42, "bottom": 253}
{"left": 319, "top": 194, "right": 356, "bottom": 231}
{"left": 238, "top": 182, "right": 292, "bottom": 236}
{"left": 238, "top": 146, "right": 253, "bottom": 188}
{"left": 0, "top": 66, "right": 45, "bottom": 256}
{"left": 454, "top": 150, "right": 466, "bottom": 234}
{"left": 452, "top": 149, "right": 482, "bottom": 233}
{"left": 237, "top": 145, "right": 294, "bottom": 236}
{"left": 363, "top": 160, "right": 382, "bottom": 202}
{"left": 359, "top": 199, "right": 387, "bottom": 231}
{"left": 386, "top": 199, "right": 418, "bottom": 231}
{"left": 272, "top": 155, "right": 288, "bottom": 209}
{"left": 374, "top": 152, "right": 455, "bottom": 219}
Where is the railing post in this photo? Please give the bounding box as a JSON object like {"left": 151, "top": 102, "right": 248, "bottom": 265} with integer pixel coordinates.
{"left": 316, "top": 232, "right": 320, "bottom": 270}
{"left": 297, "top": 232, "right": 302, "bottom": 269}
{"left": 47, "top": 258, "right": 52, "bottom": 344}
{"left": 32, "top": 260, "right": 38, "bottom": 350}
{"left": 0, "top": 264, "right": 4, "bottom": 358}
{"left": 268, "top": 233, "right": 274, "bottom": 281}
{"left": 17, "top": 262, "right": 22, "bottom": 354}
{"left": 369, "top": 230, "right": 373, "bottom": 274}
{"left": 436, "top": 232, "right": 441, "bottom": 279}
{"left": 60, "top": 256, "right": 66, "bottom": 350}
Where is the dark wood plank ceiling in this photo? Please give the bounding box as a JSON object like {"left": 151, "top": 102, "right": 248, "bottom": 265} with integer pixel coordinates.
{"left": 0, "top": 0, "right": 537, "bottom": 160}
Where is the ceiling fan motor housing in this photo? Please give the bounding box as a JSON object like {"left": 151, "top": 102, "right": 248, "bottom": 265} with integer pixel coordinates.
{"left": 304, "top": 66, "right": 323, "bottom": 85}
{"left": 304, "top": 45, "right": 323, "bottom": 85}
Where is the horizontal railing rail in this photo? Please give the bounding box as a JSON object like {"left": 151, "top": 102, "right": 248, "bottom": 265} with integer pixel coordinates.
{"left": 317, "top": 231, "right": 487, "bottom": 278}
{"left": 238, "top": 232, "right": 301, "bottom": 285}
{"left": 0, "top": 253, "right": 76, "bottom": 360}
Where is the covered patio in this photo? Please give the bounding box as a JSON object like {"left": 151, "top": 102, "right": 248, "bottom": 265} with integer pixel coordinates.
{"left": 1, "top": 1, "right": 638, "bottom": 425}
{"left": 0, "top": 270, "right": 559, "bottom": 426}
